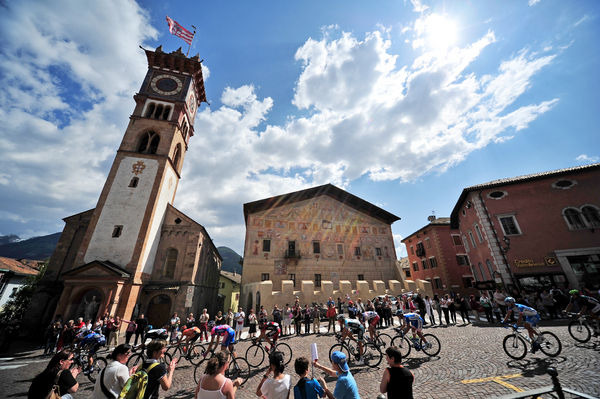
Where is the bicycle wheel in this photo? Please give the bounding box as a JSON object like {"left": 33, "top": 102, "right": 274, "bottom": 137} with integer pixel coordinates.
{"left": 363, "top": 342, "right": 383, "bottom": 368}
{"left": 127, "top": 353, "right": 144, "bottom": 368}
{"left": 188, "top": 343, "right": 206, "bottom": 366}
{"left": 86, "top": 356, "right": 107, "bottom": 383}
{"left": 502, "top": 334, "right": 527, "bottom": 360}
{"left": 194, "top": 361, "right": 203, "bottom": 385}
{"left": 538, "top": 331, "right": 562, "bottom": 357}
{"left": 168, "top": 346, "right": 184, "bottom": 364}
{"left": 568, "top": 320, "right": 591, "bottom": 343}
{"left": 377, "top": 333, "right": 392, "bottom": 349}
{"left": 328, "top": 343, "right": 351, "bottom": 364}
{"left": 274, "top": 342, "right": 293, "bottom": 365}
{"left": 420, "top": 334, "right": 441, "bottom": 357}
{"left": 391, "top": 335, "right": 411, "bottom": 358}
{"left": 227, "top": 357, "right": 250, "bottom": 385}
{"left": 245, "top": 343, "right": 265, "bottom": 367}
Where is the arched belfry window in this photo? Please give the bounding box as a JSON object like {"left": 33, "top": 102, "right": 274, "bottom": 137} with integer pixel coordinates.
{"left": 164, "top": 248, "right": 178, "bottom": 278}
{"left": 172, "top": 144, "right": 181, "bottom": 170}
{"left": 162, "top": 106, "right": 171, "bottom": 120}
{"left": 145, "top": 103, "right": 155, "bottom": 118}
{"left": 137, "top": 131, "right": 160, "bottom": 154}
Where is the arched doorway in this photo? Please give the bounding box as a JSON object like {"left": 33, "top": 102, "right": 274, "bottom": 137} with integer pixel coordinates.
{"left": 147, "top": 294, "right": 172, "bottom": 329}
{"left": 69, "top": 288, "right": 103, "bottom": 322}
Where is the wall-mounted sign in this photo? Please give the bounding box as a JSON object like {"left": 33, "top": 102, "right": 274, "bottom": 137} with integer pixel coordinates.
{"left": 514, "top": 259, "right": 545, "bottom": 267}
{"left": 544, "top": 256, "right": 558, "bottom": 266}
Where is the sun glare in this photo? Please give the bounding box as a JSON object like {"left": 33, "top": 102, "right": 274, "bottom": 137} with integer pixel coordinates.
{"left": 416, "top": 13, "right": 458, "bottom": 53}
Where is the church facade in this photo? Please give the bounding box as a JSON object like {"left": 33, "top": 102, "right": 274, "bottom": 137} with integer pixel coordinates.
{"left": 25, "top": 46, "right": 221, "bottom": 331}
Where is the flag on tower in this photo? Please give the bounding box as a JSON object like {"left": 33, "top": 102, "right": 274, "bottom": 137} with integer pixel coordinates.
{"left": 166, "top": 16, "right": 194, "bottom": 45}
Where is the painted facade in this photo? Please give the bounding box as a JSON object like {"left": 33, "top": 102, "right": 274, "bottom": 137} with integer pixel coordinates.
{"left": 219, "top": 271, "right": 241, "bottom": 314}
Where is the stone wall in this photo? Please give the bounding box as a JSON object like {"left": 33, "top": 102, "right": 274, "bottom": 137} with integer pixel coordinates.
{"left": 241, "top": 279, "right": 433, "bottom": 312}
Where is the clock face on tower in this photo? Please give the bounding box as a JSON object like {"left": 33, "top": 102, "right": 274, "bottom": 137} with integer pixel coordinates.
{"left": 150, "top": 74, "right": 183, "bottom": 96}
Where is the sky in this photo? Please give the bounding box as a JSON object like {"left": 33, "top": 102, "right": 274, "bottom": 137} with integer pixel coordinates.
{"left": 0, "top": 0, "right": 599, "bottom": 258}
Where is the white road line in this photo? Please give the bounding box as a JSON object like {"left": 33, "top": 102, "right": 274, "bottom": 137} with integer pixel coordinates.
{"left": 0, "top": 364, "right": 27, "bottom": 370}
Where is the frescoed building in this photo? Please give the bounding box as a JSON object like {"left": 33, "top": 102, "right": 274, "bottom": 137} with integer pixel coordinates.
{"left": 218, "top": 270, "right": 241, "bottom": 314}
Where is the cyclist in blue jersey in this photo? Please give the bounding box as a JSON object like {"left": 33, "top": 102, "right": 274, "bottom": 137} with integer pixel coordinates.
{"left": 337, "top": 315, "right": 365, "bottom": 364}
{"left": 75, "top": 329, "right": 105, "bottom": 374}
{"left": 503, "top": 297, "right": 541, "bottom": 352}
{"left": 204, "top": 322, "right": 237, "bottom": 357}
{"left": 399, "top": 312, "right": 430, "bottom": 348}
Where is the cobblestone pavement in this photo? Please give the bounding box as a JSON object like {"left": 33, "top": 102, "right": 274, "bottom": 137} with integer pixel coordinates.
{"left": 2, "top": 321, "right": 599, "bottom": 398}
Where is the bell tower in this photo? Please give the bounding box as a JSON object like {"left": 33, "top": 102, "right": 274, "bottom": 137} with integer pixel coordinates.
{"left": 74, "top": 46, "right": 207, "bottom": 284}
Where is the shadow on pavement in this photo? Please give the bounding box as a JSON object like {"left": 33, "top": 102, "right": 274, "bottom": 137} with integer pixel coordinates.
{"left": 506, "top": 356, "right": 567, "bottom": 377}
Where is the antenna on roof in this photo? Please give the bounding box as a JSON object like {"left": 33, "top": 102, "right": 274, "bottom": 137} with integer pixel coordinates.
{"left": 427, "top": 210, "right": 436, "bottom": 222}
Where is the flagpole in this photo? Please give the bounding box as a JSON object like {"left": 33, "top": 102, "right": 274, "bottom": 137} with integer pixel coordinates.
{"left": 186, "top": 25, "right": 197, "bottom": 57}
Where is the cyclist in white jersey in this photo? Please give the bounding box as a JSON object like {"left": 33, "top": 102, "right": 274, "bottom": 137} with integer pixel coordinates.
{"left": 360, "top": 310, "right": 380, "bottom": 341}
{"left": 337, "top": 315, "right": 365, "bottom": 364}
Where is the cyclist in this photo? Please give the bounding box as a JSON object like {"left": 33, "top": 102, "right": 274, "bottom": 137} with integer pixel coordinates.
{"left": 399, "top": 312, "right": 430, "bottom": 348}
{"left": 204, "top": 322, "right": 237, "bottom": 357}
{"left": 256, "top": 317, "right": 281, "bottom": 352}
{"left": 75, "top": 328, "right": 105, "bottom": 374}
{"left": 360, "top": 310, "right": 380, "bottom": 341}
{"left": 337, "top": 314, "right": 365, "bottom": 364}
{"left": 565, "top": 289, "right": 600, "bottom": 323}
{"left": 180, "top": 325, "right": 202, "bottom": 345}
{"left": 502, "top": 297, "right": 541, "bottom": 352}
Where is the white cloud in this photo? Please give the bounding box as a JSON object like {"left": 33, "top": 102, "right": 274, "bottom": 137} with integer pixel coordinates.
{"left": 528, "top": 0, "right": 541, "bottom": 6}
{"left": 409, "top": 0, "right": 429, "bottom": 13}
{"left": 575, "top": 154, "right": 599, "bottom": 164}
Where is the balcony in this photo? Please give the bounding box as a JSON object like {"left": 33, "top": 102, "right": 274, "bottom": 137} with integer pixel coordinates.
{"left": 284, "top": 250, "right": 301, "bottom": 259}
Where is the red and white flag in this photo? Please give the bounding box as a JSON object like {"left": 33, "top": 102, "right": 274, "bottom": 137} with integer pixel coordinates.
{"left": 166, "top": 16, "right": 194, "bottom": 45}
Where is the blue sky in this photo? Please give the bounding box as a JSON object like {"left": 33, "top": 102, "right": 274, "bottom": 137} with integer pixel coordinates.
{"left": 0, "top": 0, "right": 598, "bottom": 258}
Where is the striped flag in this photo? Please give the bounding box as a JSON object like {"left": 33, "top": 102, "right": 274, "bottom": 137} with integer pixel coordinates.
{"left": 166, "top": 16, "right": 194, "bottom": 45}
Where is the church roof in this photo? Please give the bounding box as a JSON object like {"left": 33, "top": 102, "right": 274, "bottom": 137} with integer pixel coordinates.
{"left": 220, "top": 270, "right": 241, "bottom": 284}
{"left": 243, "top": 183, "right": 400, "bottom": 225}
{"left": 62, "top": 260, "right": 131, "bottom": 278}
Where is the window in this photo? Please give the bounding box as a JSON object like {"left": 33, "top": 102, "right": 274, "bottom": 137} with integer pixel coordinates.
{"left": 137, "top": 131, "right": 160, "bottom": 154}
{"left": 486, "top": 259, "right": 495, "bottom": 279}
{"left": 478, "top": 262, "right": 486, "bottom": 281}
{"left": 164, "top": 248, "right": 177, "bottom": 278}
{"left": 468, "top": 231, "right": 476, "bottom": 248}
{"left": 405, "top": 269, "right": 411, "bottom": 278}
{"left": 456, "top": 255, "right": 470, "bottom": 266}
{"left": 488, "top": 191, "right": 506, "bottom": 199}
{"left": 462, "top": 235, "right": 470, "bottom": 252}
{"left": 425, "top": 238, "right": 431, "bottom": 248}
{"left": 474, "top": 224, "right": 484, "bottom": 243}
{"left": 289, "top": 273, "right": 296, "bottom": 287}
{"left": 433, "top": 277, "right": 442, "bottom": 289}
{"left": 314, "top": 274, "right": 321, "bottom": 287}
{"left": 172, "top": 144, "right": 181, "bottom": 170}
{"left": 128, "top": 177, "right": 139, "bottom": 188}
{"left": 261, "top": 273, "right": 270, "bottom": 281}
{"left": 498, "top": 215, "right": 521, "bottom": 235}
{"left": 262, "top": 239, "right": 271, "bottom": 252}
{"left": 429, "top": 257, "right": 438, "bottom": 268}
{"left": 412, "top": 262, "right": 419, "bottom": 272}
{"left": 337, "top": 244, "right": 344, "bottom": 255}
{"left": 220, "top": 282, "right": 225, "bottom": 289}
{"left": 416, "top": 242, "right": 425, "bottom": 257}
{"left": 422, "top": 259, "right": 428, "bottom": 269}
{"left": 313, "top": 241, "right": 321, "bottom": 254}
{"left": 144, "top": 101, "right": 171, "bottom": 120}
{"left": 462, "top": 277, "right": 473, "bottom": 288}
{"left": 410, "top": 246, "right": 414, "bottom": 255}
{"left": 451, "top": 235, "right": 462, "bottom": 246}
{"left": 357, "top": 274, "right": 364, "bottom": 281}
{"left": 112, "top": 225, "right": 123, "bottom": 238}
{"left": 582, "top": 206, "right": 600, "bottom": 228}
{"left": 354, "top": 247, "right": 361, "bottom": 256}
{"left": 564, "top": 208, "right": 585, "bottom": 229}
{"left": 552, "top": 179, "right": 575, "bottom": 189}
{"left": 375, "top": 247, "right": 382, "bottom": 256}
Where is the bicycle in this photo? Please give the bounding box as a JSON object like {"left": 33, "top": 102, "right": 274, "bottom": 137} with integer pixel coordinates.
{"left": 245, "top": 338, "right": 292, "bottom": 367}
{"left": 71, "top": 346, "right": 107, "bottom": 383}
{"left": 328, "top": 333, "right": 382, "bottom": 368}
{"left": 166, "top": 339, "right": 206, "bottom": 367}
{"left": 127, "top": 349, "right": 173, "bottom": 368}
{"left": 389, "top": 327, "right": 441, "bottom": 358}
{"left": 502, "top": 324, "right": 562, "bottom": 360}
{"left": 193, "top": 347, "right": 250, "bottom": 385}
{"left": 566, "top": 312, "right": 599, "bottom": 343}
{"left": 366, "top": 330, "right": 392, "bottom": 349}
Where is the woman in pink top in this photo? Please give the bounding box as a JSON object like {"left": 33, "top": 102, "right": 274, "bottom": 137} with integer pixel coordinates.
{"left": 195, "top": 351, "right": 242, "bottom": 399}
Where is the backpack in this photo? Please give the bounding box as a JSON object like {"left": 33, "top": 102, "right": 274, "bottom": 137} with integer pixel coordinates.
{"left": 118, "top": 362, "right": 159, "bottom": 399}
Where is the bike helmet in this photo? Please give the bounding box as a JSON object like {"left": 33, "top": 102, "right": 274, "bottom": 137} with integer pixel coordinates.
{"left": 208, "top": 321, "right": 215, "bottom": 328}
{"left": 337, "top": 314, "right": 345, "bottom": 321}
{"left": 504, "top": 296, "right": 515, "bottom": 304}
{"left": 569, "top": 289, "right": 579, "bottom": 295}
{"left": 395, "top": 309, "right": 404, "bottom": 316}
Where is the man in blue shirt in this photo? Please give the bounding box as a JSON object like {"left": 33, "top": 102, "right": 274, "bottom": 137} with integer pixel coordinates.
{"left": 313, "top": 350, "right": 360, "bottom": 399}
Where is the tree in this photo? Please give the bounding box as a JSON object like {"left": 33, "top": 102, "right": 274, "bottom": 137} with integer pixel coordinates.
{"left": 0, "top": 262, "right": 47, "bottom": 325}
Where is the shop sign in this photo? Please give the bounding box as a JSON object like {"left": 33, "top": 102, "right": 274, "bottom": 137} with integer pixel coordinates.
{"left": 514, "top": 259, "right": 545, "bottom": 267}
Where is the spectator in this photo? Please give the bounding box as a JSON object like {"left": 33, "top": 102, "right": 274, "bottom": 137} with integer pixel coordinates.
{"left": 313, "top": 351, "right": 360, "bottom": 399}
{"left": 304, "top": 304, "right": 312, "bottom": 335}
{"left": 273, "top": 305, "right": 283, "bottom": 325}
{"left": 199, "top": 309, "right": 210, "bottom": 342}
{"left": 28, "top": 349, "right": 80, "bottom": 399}
{"left": 294, "top": 304, "right": 303, "bottom": 336}
{"left": 226, "top": 308, "right": 235, "bottom": 327}
{"left": 234, "top": 307, "right": 245, "bottom": 341}
{"left": 293, "top": 357, "right": 325, "bottom": 399}
{"left": 142, "top": 339, "right": 177, "bottom": 398}
{"left": 479, "top": 292, "right": 494, "bottom": 323}
{"left": 248, "top": 308, "right": 258, "bottom": 338}
{"left": 379, "top": 346, "right": 413, "bottom": 399}
{"left": 92, "top": 344, "right": 135, "bottom": 399}
{"left": 540, "top": 289, "right": 558, "bottom": 319}
{"left": 312, "top": 304, "right": 322, "bottom": 334}
{"left": 195, "top": 351, "right": 242, "bottom": 399}
{"left": 215, "top": 311, "right": 224, "bottom": 326}
{"left": 448, "top": 295, "right": 457, "bottom": 324}
{"left": 494, "top": 289, "right": 507, "bottom": 317}
{"left": 122, "top": 319, "right": 137, "bottom": 345}
{"left": 283, "top": 304, "right": 293, "bottom": 336}
{"left": 326, "top": 303, "right": 337, "bottom": 334}
{"left": 187, "top": 313, "right": 196, "bottom": 328}
{"left": 348, "top": 301, "right": 357, "bottom": 319}
{"left": 424, "top": 296, "right": 435, "bottom": 326}
{"left": 134, "top": 313, "right": 148, "bottom": 346}
{"left": 256, "top": 351, "right": 291, "bottom": 399}
{"left": 44, "top": 321, "right": 62, "bottom": 356}
{"left": 356, "top": 298, "right": 365, "bottom": 314}
{"left": 108, "top": 316, "right": 121, "bottom": 349}
{"left": 169, "top": 313, "right": 180, "bottom": 343}
{"left": 337, "top": 297, "right": 343, "bottom": 314}
{"left": 433, "top": 295, "right": 442, "bottom": 324}
{"left": 440, "top": 295, "right": 450, "bottom": 326}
